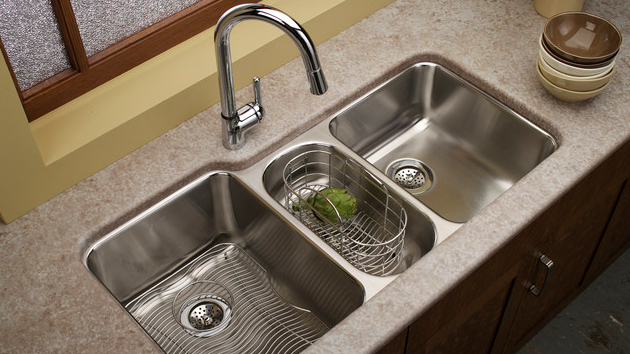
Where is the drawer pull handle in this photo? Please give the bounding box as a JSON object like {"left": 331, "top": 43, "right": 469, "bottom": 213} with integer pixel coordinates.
{"left": 529, "top": 254, "right": 554, "bottom": 297}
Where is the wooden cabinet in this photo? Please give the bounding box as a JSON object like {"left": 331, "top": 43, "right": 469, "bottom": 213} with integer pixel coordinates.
{"left": 584, "top": 180, "right": 630, "bottom": 284}
{"left": 400, "top": 138, "right": 630, "bottom": 354}
{"left": 405, "top": 232, "right": 530, "bottom": 354}
{"left": 503, "top": 151, "right": 625, "bottom": 352}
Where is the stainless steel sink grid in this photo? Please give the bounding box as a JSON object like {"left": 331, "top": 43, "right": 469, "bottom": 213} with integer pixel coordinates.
{"left": 85, "top": 173, "right": 364, "bottom": 354}
{"left": 330, "top": 62, "right": 558, "bottom": 223}
{"left": 127, "top": 244, "right": 329, "bottom": 353}
{"left": 283, "top": 149, "right": 407, "bottom": 276}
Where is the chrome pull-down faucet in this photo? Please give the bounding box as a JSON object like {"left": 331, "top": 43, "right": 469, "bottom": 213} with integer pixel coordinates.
{"left": 214, "top": 3, "right": 328, "bottom": 150}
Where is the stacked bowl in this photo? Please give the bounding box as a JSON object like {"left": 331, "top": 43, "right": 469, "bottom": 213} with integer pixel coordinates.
{"left": 537, "top": 12, "right": 622, "bottom": 102}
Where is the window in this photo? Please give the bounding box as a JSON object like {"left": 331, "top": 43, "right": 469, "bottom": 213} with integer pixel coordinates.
{"left": 0, "top": 0, "right": 255, "bottom": 122}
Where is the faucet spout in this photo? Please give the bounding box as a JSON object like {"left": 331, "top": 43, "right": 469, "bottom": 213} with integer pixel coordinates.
{"left": 214, "top": 3, "right": 328, "bottom": 149}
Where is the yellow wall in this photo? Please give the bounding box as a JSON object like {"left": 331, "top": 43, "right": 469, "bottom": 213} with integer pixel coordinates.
{"left": 0, "top": 0, "right": 394, "bottom": 223}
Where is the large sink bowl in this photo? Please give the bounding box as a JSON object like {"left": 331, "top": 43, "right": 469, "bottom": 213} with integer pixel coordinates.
{"left": 330, "top": 63, "right": 558, "bottom": 223}
{"left": 85, "top": 173, "right": 364, "bottom": 353}
{"left": 263, "top": 143, "right": 436, "bottom": 276}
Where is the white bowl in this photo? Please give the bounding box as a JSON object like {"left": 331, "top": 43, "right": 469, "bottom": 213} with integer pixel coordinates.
{"left": 538, "top": 57, "right": 614, "bottom": 92}
{"left": 538, "top": 55, "right": 613, "bottom": 80}
{"left": 537, "top": 63, "right": 610, "bottom": 102}
{"left": 538, "top": 35, "right": 615, "bottom": 77}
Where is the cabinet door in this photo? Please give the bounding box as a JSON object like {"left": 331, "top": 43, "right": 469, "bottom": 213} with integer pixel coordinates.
{"left": 406, "top": 237, "right": 529, "bottom": 354}
{"left": 504, "top": 162, "right": 623, "bottom": 351}
{"left": 410, "top": 282, "right": 512, "bottom": 354}
{"left": 584, "top": 179, "right": 630, "bottom": 284}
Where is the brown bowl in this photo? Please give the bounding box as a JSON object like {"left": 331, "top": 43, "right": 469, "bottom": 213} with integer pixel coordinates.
{"left": 541, "top": 35, "right": 616, "bottom": 69}
{"left": 543, "top": 12, "right": 622, "bottom": 64}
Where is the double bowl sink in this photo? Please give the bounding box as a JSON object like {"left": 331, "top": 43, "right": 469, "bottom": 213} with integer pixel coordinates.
{"left": 85, "top": 62, "right": 557, "bottom": 353}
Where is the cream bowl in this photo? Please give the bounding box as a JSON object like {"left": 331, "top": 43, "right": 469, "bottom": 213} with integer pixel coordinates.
{"left": 539, "top": 52, "right": 612, "bottom": 79}
{"left": 539, "top": 35, "right": 615, "bottom": 76}
{"left": 538, "top": 57, "right": 614, "bottom": 91}
{"left": 536, "top": 63, "right": 610, "bottom": 102}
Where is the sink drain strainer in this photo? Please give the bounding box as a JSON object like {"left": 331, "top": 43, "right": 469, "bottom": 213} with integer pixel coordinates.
{"left": 188, "top": 299, "right": 225, "bottom": 330}
{"left": 386, "top": 159, "right": 434, "bottom": 195}
{"left": 173, "top": 281, "right": 233, "bottom": 337}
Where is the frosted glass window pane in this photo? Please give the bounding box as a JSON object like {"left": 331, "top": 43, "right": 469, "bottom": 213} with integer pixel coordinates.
{"left": 71, "top": 0, "right": 204, "bottom": 57}
{"left": 0, "top": 0, "right": 71, "bottom": 90}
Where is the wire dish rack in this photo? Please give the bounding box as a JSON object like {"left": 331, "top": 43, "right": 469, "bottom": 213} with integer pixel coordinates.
{"left": 127, "top": 244, "right": 328, "bottom": 354}
{"left": 282, "top": 149, "right": 407, "bottom": 276}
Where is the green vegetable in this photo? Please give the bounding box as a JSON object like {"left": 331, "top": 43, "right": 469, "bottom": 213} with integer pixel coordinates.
{"left": 293, "top": 188, "right": 357, "bottom": 223}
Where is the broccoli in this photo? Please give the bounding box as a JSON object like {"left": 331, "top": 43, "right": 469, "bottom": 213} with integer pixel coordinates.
{"left": 293, "top": 188, "right": 357, "bottom": 224}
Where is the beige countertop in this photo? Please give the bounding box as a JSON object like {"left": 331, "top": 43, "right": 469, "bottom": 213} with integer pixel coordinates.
{"left": 1, "top": 0, "right": 629, "bottom": 352}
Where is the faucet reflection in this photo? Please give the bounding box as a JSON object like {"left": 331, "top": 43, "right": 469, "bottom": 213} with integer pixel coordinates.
{"left": 214, "top": 3, "right": 328, "bottom": 149}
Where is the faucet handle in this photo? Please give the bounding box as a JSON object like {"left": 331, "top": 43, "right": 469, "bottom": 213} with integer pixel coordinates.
{"left": 250, "top": 77, "right": 263, "bottom": 122}
{"left": 252, "top": 77, "right": 262, "bottom": 107}
{"left": 236, "top": 77, "right": 263, "bottom": 126}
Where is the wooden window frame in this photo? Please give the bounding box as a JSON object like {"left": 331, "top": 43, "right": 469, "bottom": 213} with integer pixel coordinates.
{"left": 1, "top": 0, "right": 256, "bottom": 122}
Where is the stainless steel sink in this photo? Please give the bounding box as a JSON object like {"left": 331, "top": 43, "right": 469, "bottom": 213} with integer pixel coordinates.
{"left": 85, "top": 172, "right": 364, "bottom": 353}
{"left": 330, "top": 63, "right": 558, "bottom": 222}
{"left": 84, "top": 61, "right": 557, "bottom": 353}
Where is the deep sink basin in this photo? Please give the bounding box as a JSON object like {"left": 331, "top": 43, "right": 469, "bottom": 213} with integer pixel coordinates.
{"left": 330, "top": 63, "right": 558, "bottom": 222}
{"left": 85, "top": 173, "right": 363, "bottom": 353}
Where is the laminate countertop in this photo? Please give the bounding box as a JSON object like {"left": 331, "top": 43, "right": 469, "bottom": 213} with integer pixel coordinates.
{"left": 1, "top": 0, "right": 629, "bottom": 352}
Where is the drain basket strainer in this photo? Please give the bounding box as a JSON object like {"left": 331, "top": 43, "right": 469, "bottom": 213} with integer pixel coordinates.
{"left": 386, "top": 159, "right": 433, "bottom": 195}
{"left": 282, "top": 149, "right": 407, "bottom": 276}
{"left": 188, "top": 300, "right": 224, "bottom": 330}
{"left": 172, "top": 281, "right": 233, "bottom": 337}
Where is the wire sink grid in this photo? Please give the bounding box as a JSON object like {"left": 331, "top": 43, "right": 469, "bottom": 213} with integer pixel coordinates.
{"left": 126, "top": 244, "right": 328, "bottom": 354}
